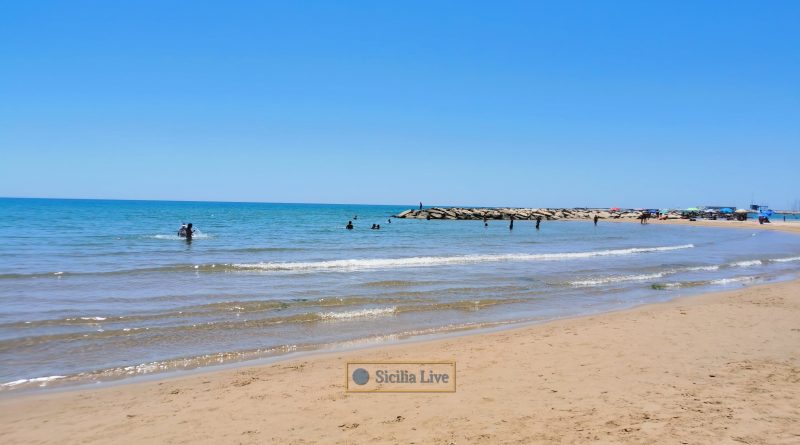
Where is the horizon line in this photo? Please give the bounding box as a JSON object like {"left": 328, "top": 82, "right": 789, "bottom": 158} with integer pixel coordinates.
{"left": 0, "top": 195, "right": 767, "bottom": 210}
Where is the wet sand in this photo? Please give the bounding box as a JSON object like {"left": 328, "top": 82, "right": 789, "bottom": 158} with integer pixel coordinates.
{"left": 1, "top": 223, "right": 799, "bottom": 444}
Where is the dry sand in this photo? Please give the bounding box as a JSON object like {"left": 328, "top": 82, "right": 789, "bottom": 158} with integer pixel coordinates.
{"left": 622, "top": 217, "right": 800, "bottom": 235}
{"left": 1, "top": 222, "right": 799, "bottom": 444}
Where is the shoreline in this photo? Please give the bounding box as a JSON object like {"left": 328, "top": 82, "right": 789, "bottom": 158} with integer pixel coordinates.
{"left": 2, "top": 218, "right": 796, "bottom": 395}
{"left": 2, "top": 278, "right": 798, "bottom": 443}
{"left": 1, "top": 222, "right": 799, "bottom": 443}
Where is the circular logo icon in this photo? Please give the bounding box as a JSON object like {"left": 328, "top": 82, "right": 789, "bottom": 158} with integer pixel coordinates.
{"left": 352, "top": 368, "right": 369, "bottom": 385}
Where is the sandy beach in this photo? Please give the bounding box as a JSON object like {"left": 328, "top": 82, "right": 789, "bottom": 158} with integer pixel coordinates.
{"left": 1, "top": 221, "right": 799, "bottom": 444}
{"left": 626, "top": 218, "right": 800, "bottom": 235}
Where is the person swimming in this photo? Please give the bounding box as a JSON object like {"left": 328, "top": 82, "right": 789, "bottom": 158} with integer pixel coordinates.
{"left": 178, "top": 223, "right": 195, "bottom": 240}
{"left": 346, "top": 221, "right": 354, "bottom": 230}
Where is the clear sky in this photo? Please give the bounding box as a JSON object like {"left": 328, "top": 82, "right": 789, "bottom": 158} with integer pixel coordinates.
{"left": 1, "top": 1, "right": 798, "bottom": 209}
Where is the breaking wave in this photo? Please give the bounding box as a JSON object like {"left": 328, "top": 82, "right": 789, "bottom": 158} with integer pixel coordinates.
{"left": 318, "top": 307, "right": 397, "bottom": 320}
{"left": 232, "top": 244, "right": 696, "bottom": 272}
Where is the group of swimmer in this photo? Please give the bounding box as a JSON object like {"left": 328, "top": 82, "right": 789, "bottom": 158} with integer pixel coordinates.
{"left": 344, "top": 211, "right": 610, "bottom": 232}
{"left": 345, "top": 214, "right": 555, "bottom": 231}
{"left": 180, "top": 211, "right": 603, "bottom": 239}
{"left": 346, "top": 214, "right": 392, "bottom": 230}
{"left": 488, "top": 215, "right": 545, "bottom": 231}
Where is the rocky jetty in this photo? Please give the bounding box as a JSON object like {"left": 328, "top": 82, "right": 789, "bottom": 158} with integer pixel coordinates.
{"left": 393, "top": 207, "right": 684, "bottom": 221}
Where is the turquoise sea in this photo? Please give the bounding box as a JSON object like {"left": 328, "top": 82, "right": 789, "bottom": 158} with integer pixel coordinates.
{"left": 1, "top": 198, "right": 800, "bottom": 391}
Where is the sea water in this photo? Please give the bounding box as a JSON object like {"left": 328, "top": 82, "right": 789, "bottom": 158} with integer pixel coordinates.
{"left": 1, "top": 198, "right": 799, "bottom": 391}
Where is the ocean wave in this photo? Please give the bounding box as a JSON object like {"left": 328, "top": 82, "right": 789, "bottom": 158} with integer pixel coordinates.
{"left": 730, "top": 260, "right": 763, "bottom": 267}
{"left": 570, "top": 272, "right": 667, "bottom": 287}
{"left": 652, "top": 275, "right": 760, "bottom": 290}
{"left": 318, "top": 307, "right": 397, "bottom": 320}
{"left": 0, "top": 244, "right": 697, "bottom": 279}
{"left": 684, "top": 265, "right": 721, "bottom": 272}
{"left": 771, "top": 256, "right": 800, "bottom": 263}
{"left": 1, "top": 375, "right": 65, "bottom": 388}
{"left": 232, "top": 244, "right": 695, "bottom": 272}
{"left": 0, "top": 297, "right": 531, "bottom": 350}
{"left": 567, "top": 255, "right": 783, "bottom": 287}
{"left": 710, "top": 276, "right": 759, "bottom": 285}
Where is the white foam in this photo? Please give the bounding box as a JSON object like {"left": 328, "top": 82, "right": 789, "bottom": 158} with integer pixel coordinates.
{"left": 233, "top": 244, "right": 695, "bottom": 272}
{"left": 570, "top": 272, "right": 666, "bottom": 287}
{"left": 710, "top": 276, "right": 758, "bottom": 285}
{"left": 80, "top": 317, "right": 107, "bottom": 321}
{"left": 1, "top": 375, "right": 66, "bottom": 388}
{"left": 771, "top": 256, "right": 800, "bottom": 263}
{"left": 730, "top": 260, "right": 763, "bottom": 268}
{"left": 152, "top": 232, "right": 211, "bottom": 240}
{"left": 318, "top": 307, "right": 397, "bottom": 320}
{"left": 684, "top": 265, "right": 720, "bottom": 272}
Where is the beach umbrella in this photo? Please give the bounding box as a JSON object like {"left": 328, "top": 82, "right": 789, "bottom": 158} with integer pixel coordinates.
{"left": 686, "top": 207, "right": 699, "bottom": 211}
{"left": 735, "top": 209, "right": 749, "bottom": 214}
{"left": 720, "top": 208, "right": 733, "bottom": 213}
{"left": 704, "top": 209, "right": 715, "bottom": 213}
{"left": 610, "top": 207, "right": 621, "bottom": 211}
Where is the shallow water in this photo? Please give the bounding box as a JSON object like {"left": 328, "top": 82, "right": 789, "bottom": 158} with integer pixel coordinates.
{"left": 1, "top": 198, "right": 799, "bottom": 391}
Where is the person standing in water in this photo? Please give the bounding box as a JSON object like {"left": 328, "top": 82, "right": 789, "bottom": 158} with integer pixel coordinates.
{"left": 509, "top": 215, "right": 514, "bottom": 230}
{"left": 346, "top": 221, "right": 354, "bottom": 230}
{"left": 483, "top": 216, "right": 488, "bottom": 227}
{"left": 178, "top": 223, "right": 194, "bottom": 239}
{"left": 593, "top": 215, "right": 599, "bottom": 226}
{"left": 535, "top": 216, "right": 542, "bottom": 230}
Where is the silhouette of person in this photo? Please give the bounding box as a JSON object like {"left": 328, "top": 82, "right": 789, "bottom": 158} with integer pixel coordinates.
{"left": 483, "top": 216, "right": 488, "bottom": 227}
{"left": 536, "top": 216, "right": 542, "bottom": 230}
{"left": 346, "top": 221, "right": 354, "bottom": 230}
{"left": 594, "top": 215, "right": 599, "bottom": 226}
{"left": 419, "top": 202, "right": 423, "bottom": 210}
{"left": 178, "top": 223, "right": 194, "bottom": 240}
{"left": 509, "top": 216, "right": 514, "bottom": 230}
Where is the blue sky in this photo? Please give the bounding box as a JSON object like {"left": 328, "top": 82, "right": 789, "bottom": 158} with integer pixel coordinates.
{"left": 1, "top": 1, "right": 798, "bottom": 209}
